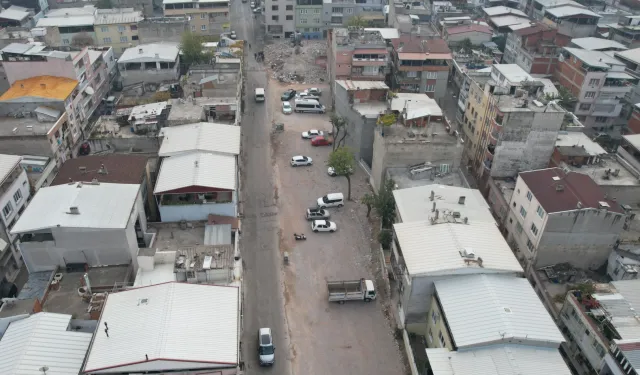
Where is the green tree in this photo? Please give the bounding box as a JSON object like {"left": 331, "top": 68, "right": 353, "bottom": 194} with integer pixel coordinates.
{"left": 361, "top": 193, "right": 375, "bottom": 218}
{"left": 375, "top": 178, "right": 396, "bottom": 228}
{"left": 459, "top": 38, "right": 473, "bottom": 52}
{"left": 544, "top": 86, "right": 577, "bottom": 111}
{"left": 377, "top": 113, "right": 397, "bottom": 127}
{"left": 329, "top": 113, "right": 348, "bottom": 150}
{"left": 71, "top": 33, "right": 94, "bottom": 47}
{"left": 180, "top": 32, "right": 211, "bottom": 66}
{"left": 378, "top": 229, "right": 393, "bottom": 250}
{"left": 327, "top": 147, "right": 356, "bottom": 200}
{"left": 96, "top": 0, "right": 113, "bottom": 8}
{"left": 345, "top": 15, "right": 370, "bottom": 27}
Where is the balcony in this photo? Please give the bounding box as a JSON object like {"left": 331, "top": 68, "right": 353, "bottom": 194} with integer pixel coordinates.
{"left": 485, "top": 144, "right": 495, "bottom": 160}
{"left": 352, "top": 57, "right": 387, "bottom": 66}
{"left": 492, "top": 114, "right": 504, "bottom": 130}
{"left": 483, "top": 159, "right": 492, "bottom": 171}
{"left": 75, "top": 64, "right": 86, "bottom": 79}
{"left": 489, "top": 130, "right": 499, "bottom": 144}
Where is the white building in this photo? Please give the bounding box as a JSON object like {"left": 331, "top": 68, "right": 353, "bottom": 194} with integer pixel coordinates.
{"left": 0, "top": 312, "right": 93, "bottom": 375}
{"left": 82, "top": 282, "right": 240, "bottom": 374}
{"left": 0, "top": 154, "right": 30, "bottom": 281}
{"left": 607, "top": 245, "right": 640, "bottom": 281}
{"left": 391, "top": 184, "right": 523, "bottom": 332}
{"left": 11, "top": 182, "right": 149, "bottom": 273}
{"left": 117, "top": 43, "right": 180, "bottom": 86}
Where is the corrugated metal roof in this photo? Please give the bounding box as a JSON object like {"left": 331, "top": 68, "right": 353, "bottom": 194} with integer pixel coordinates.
{"left": 205, "top": 224, "right": 232, "bottom": 245}
{"left": 34, "top": 106, "right": 61, "bottom": 119}
{"left": 0, "top": 8, "right": 29, "bottom": 21}
{"left": 37, "top": 15, "right": 95, "bottom": 27}
{"left": 563, "top": 47, "right": 623, "bottom": 68}
{"left": 615, "top": 48, "right": 640, "bottom": 64}
{"left": 555, "top": 131, "right": 607, "bottom": 156}
{"left": 0, "top": 312, "right": 92, "bottom": 375}
{"left": 490, "top": 15, "right": 531, "bottom": 27}
{"left": 571, "top": 37, "right": 627, "bottom": 51}
{"left": 0, "top": 154, "right": 21, "bottom": 184}
{"left": 393, "top": 221, "right": 522, "bottom": 276}
{"left": 94, "top": 9, "right": 143, "bottom": 25}
{"left": 483, "top": 6, "right": 527, "bottom": 17}
{"left": 597, "top": 280, "right": 640, "bottom": 339}
{"left": 0, "top": 76, "right": 78, "bottom": 101}
{"left": 11, "top": 182, "right": 140, "bottom": 233}
{"left": 158, "top": 122, "right": 241, "bottom": 157}
{"left": 624, "top": 134, "right": 640, "bottom": 151}
{"left": 335, "top": 80, "right": 389, "bottom": 91}
{"left": 118, "top": 42, "right": 179, "bottom": 63}
{"left": 616, "top": 339, "right": 640, "bottom": 371}
{"left": 391, "top": 93, "right": 443, "bottom": 119}
{"left": 154, "top": 152, "right": 236, "bottom": 194}
{"left": 83, "top": 282, "right": 239, "bottom": 373}
{"left": 545, "top": 5, "right": 600, "bottom": 17}
{"left": 364, "top": 28, "right": 399, "bottom": 39}
{"left": 426, "top": 345, "right": 571, "bottom": 375}
{"left": 435, "top": 275, "right": 564, "bottom": 348}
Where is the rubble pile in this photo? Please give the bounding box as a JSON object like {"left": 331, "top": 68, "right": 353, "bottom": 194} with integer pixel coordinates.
{"left": 264, "top": 41, "right": 327, "bottom": 84}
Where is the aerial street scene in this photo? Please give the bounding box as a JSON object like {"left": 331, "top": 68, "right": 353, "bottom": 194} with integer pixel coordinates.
{"left": 0, "top": 0, "right": 639, "bottom": 374}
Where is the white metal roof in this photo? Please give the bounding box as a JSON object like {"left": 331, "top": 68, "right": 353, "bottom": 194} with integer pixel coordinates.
{"left": 596, "top": 280, "right": 640, "bottom": 339}
{"left": 545, "top": 5, "right": 600, "bottom": 18}
{"left": 625, "top": 134, "right": 640, "bottom": 151}
{"left": 11, "top": 182, "right": 140, "bottom": 233}
{"left": 534, "top": 0, "right": 581, "bottom": 7}
{"left": 83, "top": 282, "right": 239, "bottom": 373}
{"left": 390, "top": 93, "right": 443, "bottom": 119}
{"left": 0, "top": 154, "right": 21, "bottom": 185}
{"left": 434, "top": 275, "right": 564, "bottom": 348}
{"left": 426, "top": 345, "right": 571, "bottom": 375}
{"left": 94, "top": 9, "right": 143, "bottom": 25}
{"left": 154, "top": 152, "right": 236, "bottom": 194}
{"left": 118, "top": 43, "right": 179, "bottom": 63}
{"left": 493, "top": 64, "right": 533, "bottom": 84}
{"left": 482, "top": 6, "right": 527, "bottom": 17}
{"left": 0, "top": 312, "right": 92, "bottom": 375}
{"left": 555, "top": 131, "right": 607, "bottom": 156}
{"left": 335, "top": 80, "right": 389, "bottom": 91}
{"left": 37, "top": 15, "right": 95, "bottom": 27}
{"left": 393, "top": 221, "right": 523, "bottom": 276}
{"left": 393, "top": 184, "right": 493, "bottom": 223}
{"left": 364, "top": 28, "right": 400, "bottom": 39}
{"left": 0, "top": 7, "right": 30, "bottom": 21}
{"left": 158, "top": 122, "right": 241, "bottom": 157}
{"left": 563, "top": 47, "right": 622, "bottom": 69}
{"left": 490, "top": 15, "right": 531, "bottom": 27}
{"left": 615, "top": 48, "right": 640, "bottom": 64}
{"left": 571, "top": 37, "right": 627, "bottom": 51}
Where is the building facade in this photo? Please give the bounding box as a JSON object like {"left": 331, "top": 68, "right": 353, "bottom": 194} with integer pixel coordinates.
{"left": 295, "top": 0, "right": 322, "bottom": 39}
{"left": 94, "top": 9, "right": 143, "bottom": 55}
{"left": 328, "top": 28, "right": 388, "bottom": 87}
{"left": 609, "top": 15, "right": 640, "bottom": 49}
{"left": 541, "top": 6, "right": 600, "bottom": 44}
{"left": 164, "top": 0, "right": 230, "bottom": 36}
{"left": 502, "top": 22, "right": 560, "bottom": 74}
{"left": 117, "top": 43, "right": 180, "bottom": 86}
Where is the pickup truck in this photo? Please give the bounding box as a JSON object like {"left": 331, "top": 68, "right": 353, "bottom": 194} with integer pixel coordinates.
{"left": 327, "top": 279, "right": 376, "bottom": 303}
{"left": 305, "top": 208, "right": 330, "bottom": 221}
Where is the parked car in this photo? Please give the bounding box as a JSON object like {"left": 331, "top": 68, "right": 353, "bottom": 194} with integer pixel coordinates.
{"left": 252, "top": 6, "right": 261, "bottom": 13}
{"left": 282, "top": 101, "right": 292, "bottom": 114}
{"left": 328, "top": 166, "right": 353, "bottom": 176}
{"left": 230, "top": 30, "right": 237, "bottom": 39}
{"left": 281, "top": 89, "right": 296, "bottom": 101}
{"left": 302, "top": 129, "right": 323, "bottom": 139}
{"left": 250, "top": 1, "right": 255, "bottom": 6}
{"left": 311, "top": 219, "right": 337, "bottom": 232}
{"left": 308, "top": 87, "right": 322, "bottom": 96}
{"left": 311, "top": 136, "right": 333, "bottom": 146}
{"left": 316, "top": 192, "right": 344, "bottom": 208}
{"left": 306, "top": 208, "right": 330, "bottom": 220}
{"left": 290, "top": 155, "right": 313, "bottom": 167}
{"left": 258, "top": 328, "right": 275, "bottom": 366}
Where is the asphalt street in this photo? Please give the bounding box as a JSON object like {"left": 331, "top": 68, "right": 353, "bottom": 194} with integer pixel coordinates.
{"left": 232, "top": 2, "right": 293, "bottom": 374}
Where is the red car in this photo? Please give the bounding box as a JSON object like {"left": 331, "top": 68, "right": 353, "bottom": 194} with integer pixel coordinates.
{"left": 311, "top": 136, "right": 333, "bottom": 146}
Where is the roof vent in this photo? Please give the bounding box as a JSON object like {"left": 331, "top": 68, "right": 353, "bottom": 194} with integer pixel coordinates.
{"left": 67, "top": 206, "right": 80, "bottom": 215}
{"left": 40, "top": 83, "right": 46, "bottom": 89}
{"left": 138, "top": 48, "right": 143, "bottom": 54}
{"left": 552, "top": 176, "right": 561, "bottom": 181}
{"left": 79, "top": 166, "right": 87, "bottom": 173}
{"left": 555, "top": 184, "right": 564, "bottom": 191}
{"left": 458, "top": 196, "right": 466, "bottom": 205}
{"left": 460, "top": 247, "right": 475, "bottom": 258}
{"left": 503, "top": 307, "right": 512, "bottom": 313}
{"left": 430, "top": 190, "right": 435, "bottom": 201}
{"left": 98, "top": 163, "right": 108, "bottom": 175}
{"left": 599, "top": 201, "right": 610, "bottom": 209}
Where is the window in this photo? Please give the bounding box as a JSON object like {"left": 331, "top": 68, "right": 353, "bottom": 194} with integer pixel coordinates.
{"left": 300, "top": 18, "right": 306, "bottom": 23}
{"left": 13, "top": 190, "right": 22, "bottom": 204}
{"left": 526, "top": 191, "right": 532, "bottom": 201}
{"left": 516, "top": 222, "right": 523, "bottom": 234}
{"left": 426, "top": 71, "right": 437, "bottom": 79}
{"left": 286, "top": 4, "right": 293, "bottom": 10}
{"left": 428, "top": 329, "right": 433, "bottom": 343}
{"left": 272, "top": 5, "right": 278, "bottom": 10}
{"left": 130, "top": 25, "right": 137, "bottom": 30}
{"left": 346, "top": 7, "right": 353, "bottom": 13}
{"left": 2, "top": 202, "right": 12, "bottom": 218}
{"left": 585, "top": 91, "right": 596, "bottom": 98}
{"left": 406, "top": 71, "right": 418, "bottom": 77}
{"left": 332, "top": 7, "right": 343, "bottom": 12}
{"left": 438, "top": 331, "right": 446, "bottom": 348}
{"left": 286, "top": 15, "right": 293, "bottom": 20}
{"left": 313, "top": 27, "right": 320, "bottom": 31}
{"left": 589, "top": 78, "right": 600, "bottom": 86}
{"left": 120, "top": 36, "right": 128, "bottom": 42}
{"left": 579, "top": 103, "right": 591, "bottom": 110}
{"left": 191, "top": 25, "right": 196, "bottom": 31}
{"left": 299, "top": 9, "right": 308, "bottom": 13}
{"left": 201, "top": 25, "right": 207, "bottom": 30}
{"left": 520, "top": 206, "right": 527, "bottom": 218}
{"left": 526, "top": 239, "right": 534, "bottom": 251}
{"left": 101, "top": 26, "right": 108, "bottom": 32}
{"left": 530, "top": 223, "right": 539, "bottom": 236}
{"left": 103, "top": 37, "right": 112, "bottom": 43}
{"left": 426, "top": 84, "right": 435, "bottom": 92}
{"left": 431, "top": 310, "right": 438, "bottom": 324}
{"left": 313, "top": 18, "right": 320, "bottom": 23}
{"left": 537, "top": 205, "right": 544, "bottom": 218}
{"left": 200, "top": 13, "right": 206, "bottom": 18}
{"left": 63, "top": 39, "right": 70, "bottom": 45}
{"left": 132, "top": 35, "right": 139, "bottom": 41}
{"left": 596, "top": 116, "right": 607, "bottom": 123}
{"left": 272, "top": 15, "right": 279, "bottom": 21}
{"left": 314, "top": 8, "right": 320, "bottom": 13}
{"left": 118, "top": 25, "right": 126, "bottom": 32}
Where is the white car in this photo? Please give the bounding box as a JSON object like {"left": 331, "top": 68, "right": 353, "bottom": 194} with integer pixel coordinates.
{"left": 230, "top": 31, "right": 237, "bottom": 39}
{"left": 290, "top": 155, "right": 312, "bottom": 166}
{"left": 311, "top": 219, "right": 337, "bottom": 233}
{"left": 250, "top": 1, "right": 255, "bottom": 6}
{"left": 302, "top": 129, "right": 323, "bottom": 139}
{"left": 327, "top": 166, "right": 353, "bottom": 176}
{"left": 282, "top": 101, "right": 292, "bottom": 114}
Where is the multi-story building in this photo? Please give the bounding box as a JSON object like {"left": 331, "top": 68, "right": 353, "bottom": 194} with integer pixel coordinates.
{"left": 322, "top": 0, "right": 385, "bottom": 31}
{"left": 327, "top": 28, "right": 389, "bottom": 93}
{"left": 555, "top": 47, "right": 637, "bottom": 132}
{"left": 94, "top": 8, "right": 143, "bottom": 55}
{"left": 36, "top": 6, "right": 97, "bottom": 47}
{"left": 390, "top": 35, "right": 452, "bottom": 99}
{"left": 541, "top": 5, "right": 601, "bottom": 44}
{"left": 163, "top": 0, "right": 230, "bottom": 36}
{"left": 295, "top": 0, "right": 322, "bottom": 39}
{"left": 5, "top": 0, "right": 49, "bottom": 21}
{"left": 46, "top": 0, "right": 153, "bottom": 17}
{"left": 525, "top": 0, "right": 580, "bottom": 20}
{"left": 454, "top": 66, "right": 492, "bottom": 127}
{"left": 609, "top": 15, "right": 640, "bottom": 49}
{"left": 463, "top": 64, "right": 566, "bottom": 185}
{"left": 557, "top": 280, "right": 640, "bottom": 375}
{"left": 506, "top": 167, "right": 625, "bottom": 273}
{"left": 613, "top": 47, "right": 640, "bottom": 106}
{"left": 0, "top": 6, "right": 35, "bottom": 28}
{"left": 118, "top": 43, "right": 180, "bottom": 86}
{"left": 0, "top": 154, "right": 30, "bottom": 282}
{"left": 503, "top": 22, "right": 560, "bottom": 74}
{"left": 483, "top": 6, "right": 531, "bottom": 35}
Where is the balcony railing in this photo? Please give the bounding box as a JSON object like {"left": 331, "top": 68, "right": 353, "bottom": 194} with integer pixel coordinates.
{"left": 160, "top": 193, "right": 232, "bottom": 206}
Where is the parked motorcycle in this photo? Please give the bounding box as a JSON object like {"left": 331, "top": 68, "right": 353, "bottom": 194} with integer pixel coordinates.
{"left": 294, "top": 233, "right": 307, "bottom": 240}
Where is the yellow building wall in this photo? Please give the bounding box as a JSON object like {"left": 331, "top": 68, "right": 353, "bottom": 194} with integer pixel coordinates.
{"left": 425, "top": 295, "right": 454, "bottom": 350}
{"left": 164, "top": 7, "right": 230, "bottom": 35}
{"left": 462, "top": 80, "right": 487, "bottom": 166}
{"left": 95, "top": 23, "right": 141, "bottom": 54}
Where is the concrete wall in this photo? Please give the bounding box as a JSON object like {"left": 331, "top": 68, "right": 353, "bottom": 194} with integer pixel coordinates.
{"left": 119, "top": 60, "right": 180, "bottom": 86}
{"left": 425, "top": 295, "right": 455, "bottom": 349}
{"left": 333, "top": 84, "right": 377, "bottom": 166}
{"left": 85, "top": 136, "right": 161, "bottom": 154}
{"left": 2, "top": 59, "right": 75, "bottom": 85}
{"left": 445, "top": 31, "right": 492, "bottom": 46}
{"left": 158, "top": 193, "right": 237, "bottom": 222}
{"left": 138, "top": 18, "right": 191, "bottom": 44}
{"left": 0, "top": 137, "right": 54, "bottom": 160}
{"left": 0, "top": 168, "right": 31, "bottom": 268}
{"left": 47, "top": 0, "right": 153, "bottom": 17}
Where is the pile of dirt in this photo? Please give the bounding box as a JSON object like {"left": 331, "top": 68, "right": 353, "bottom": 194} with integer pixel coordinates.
{"left": 264, "top": 40, "right": 327, "bottom": 84}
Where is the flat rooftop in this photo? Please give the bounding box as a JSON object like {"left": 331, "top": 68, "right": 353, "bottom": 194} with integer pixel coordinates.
{"left": 91, "top": 115, "right": 152, "bottom": 138}
{"left": 386, "top": 167, "right": 468, "bottom": 190}
{"left": 380, "top": 121, "right": 461, "bottom": 144}
{"left": 562, "top": 155, "right": 639, "bottom": 187}
{"left": 492, "top": 91, "right": 565, "bottom": 113}
{"left": 0, "top": 116, "right": 58, "bottom": 137}
{"left": 494, "top": 177, "right": 517, "bottom": 203}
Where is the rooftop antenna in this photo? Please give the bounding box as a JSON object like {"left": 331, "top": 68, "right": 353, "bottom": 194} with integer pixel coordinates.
{"left": 104, "top": 322, "right": 109, "bottom": 337}
{"left": 39, "top": 367, "right": 48, "bottom": 375}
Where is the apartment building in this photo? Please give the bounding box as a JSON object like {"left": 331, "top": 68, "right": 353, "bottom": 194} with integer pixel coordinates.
{"left": 118, "top": 43, "right": 180, "bottom": 86}
{"left": 163, "top": 0, "right": 230, "bottom": 36}
{"left": 541, "top": 5, "right": 601, "bottom": 44}
{"left": 442, "top": 23, "right": 494, "bottom": 46}
{"left": 328, "top": 28, "right": 389, "bottom": 90}
{"left": 0, "top": 6, "right": 34, "bottom": 28}
{"left": 296, "top": 0, "right": 322, "bottom": 39}
{"left": 322, "top": 0, "right": 385, "bottom": 31}
{"left": 555, "top": 47, "right": 637, "bottom": 132}
{"left": 614, "top": 47, "right": 640, "bottom": 105}
{"left": 46, "top": 0, "right": 153, "bottom": 17}
{"left": 502, "top": 22, "right": 560, "bottom": 74}
{"left": 629, "top": 103, "right": 640, "bottom": 134}
{"left": 94, "top": 8, "right": 143, "bottom": 55}
{"left": 463, "top": 64, "right": 565, "bottom": 185}
{"left": 36, "top": 6, "right": 97, "bottom": 47}
{"left": 609, "top": 15, "right": 640, "bottom": 49}
{"left": 507, "top": 168, "right": 625, "bottom": 272}
{"left": 390, "top": 35, "right": 452, "bottom": 99}
{"left": 264, "top": 0, "right": 294, "bottom": 38}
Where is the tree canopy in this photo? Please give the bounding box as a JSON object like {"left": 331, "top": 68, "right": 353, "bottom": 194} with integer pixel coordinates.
{"left": 180, "top": 32, "right": 212, "bottom": 66}
{"left": 327, "top": 147, "right": 356, "bottom": 200}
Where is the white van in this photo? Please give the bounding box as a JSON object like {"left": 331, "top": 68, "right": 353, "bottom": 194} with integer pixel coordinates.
{"left": 294, "top": 99, "right": 325, "bottom": 113}
{"left": 317, "top": 193, "right": 344, "bottom": 208}
{"left": 255, "top": 88, "right": 265, "bottom": 102}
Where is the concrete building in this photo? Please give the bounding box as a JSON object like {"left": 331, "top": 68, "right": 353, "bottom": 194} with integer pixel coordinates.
{"left": 506, "top": 167, "right": 625, "bottom": 272}
{"left": 82, "top": 282, "right": 240, "bottom": 374}
{"left": 628, "top": 103, "right": 640, "bottom": 134}
{"left": 138, "top": 16, "right": 190, "bottom": 44}
{"left": 556, "top": 47, "right": 637, "bottom": 133}
{"left": 0, "top": 154, "right": 30, "bottom": 281}
{"left": 163, "top": 0, "right": 230, "bottom": 36}
{"left": 557, "top": 280, "right": 640, "bottom": 375}
{"left": 612, "top": 48, "right": 640, "bottom": 106}
{"left": 20, "top": 154, "right": 59, "bottom": 192}
{"left": 541, "top": 5, "right": 601, "bottom": 43}
{"left": 35, "top": 6, "right": 97, "bottom": 47}
{"left": 609, "top": 15, "right": 640, "bottom": 49}
{"left": 4, "top": 0, "right": 49, "bottom": 22}
{"left": 294, "top": 0, "right": 321, "bottom": 39}
{"left": 502, "top": 22, "right": 561, "bottom": 74}
{"left": 483, "top": 6, "right": 531, "bottom": 35}
{"left": 524, "top": 0, "right": 580, "bottom": 20}
{"left": 327, "top": 28, "right": 389, "bottom": 90}
{"left": 322, "top": 1, "right": 385, "bottom": 32}
{"left": 117, "top": 43, "right": 180, "bottom": 86}
{"left": 390, "top": 36, "right": 452, "bottom": 98}
{"left": 333, "top": 80, "right": 388, "bottom": 167}
{"left": 11, "top": 182, "right": 150, "bottom": 273}
{"left": 0, "top": 76, "right": 80, "bottom": 164}
{"left": 155, "top": 122, "right": 241, "bottom": 221}
{"left": 442, "top": 23, "right": 494, "bottom": 46}
{"left": 453, "top": 65, "right": 492, "bottom": 126}
{"left": 185, "top": 59, "right": 242, "bottom": 101}
{"left": 94, "top": 8, "right": 143, "bottom": 55}
{"left": 391, "top": 184, "right": 523, "bottom": 331}
{"left": 0, "top": 6, "right": 34, "bottom": 28}
{"left": 46, "top": 0, "right": 153, "bottom": 17}
{"left": 607, "top": 245, "right": 640, "bottom": 281}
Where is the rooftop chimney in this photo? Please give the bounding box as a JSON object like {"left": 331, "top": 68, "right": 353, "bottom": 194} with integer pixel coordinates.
{"left": 139, "top": 48, "right": 143, "bottom": 54}
{"left": 458, "top": 196, "right": 466, "bottom": 205}
{"left": 68, "top": 206, "right": 80, "bottom": 215}
{"left": 432, "top": 201, "right": 436, "bottom": 212}
{"left": 555, "top": 184, "right": 564, "bottom": 192}
{"left": 430, "top": 190, "right": 435, "bottom": 201}
{"left": 98, "top": 163, "right": 108, "bottom": 175}
{"left": 79, "top": 166, "right": 87, "bottom": 174}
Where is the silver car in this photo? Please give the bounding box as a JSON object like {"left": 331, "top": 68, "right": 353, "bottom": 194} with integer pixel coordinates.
{"left": 258, "top": 328, "right": 275, "bottom": 366}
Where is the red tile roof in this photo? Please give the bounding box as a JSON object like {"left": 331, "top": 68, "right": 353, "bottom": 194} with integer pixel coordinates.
{"left": 519, "top": 168, "right": 623, "bottom": 214}
{"left": 446, "top": 24, "right": 493, "bottom": 35}
{"left": 51, "top": 154, "right": 149, "bottom": 186}
{"left": 391, "top": 35, "right": 451, "bottom": 54}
